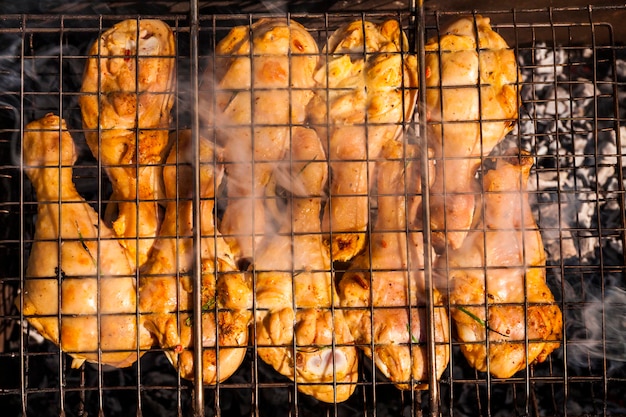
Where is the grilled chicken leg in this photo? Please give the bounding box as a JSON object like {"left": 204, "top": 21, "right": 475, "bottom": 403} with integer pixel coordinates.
{"left": 253, "top": 127, "right": 358, "bottom": 403}
{"left": 209, "top": 18, "right": 319, "bottom": 262}
{"left": 424, "top": 15, "right": 519, "bottom": 252}
{"left": 308, "top": 19, "right": 418, "bottom": 262}
{"left": 19, "top": 114, "right": 153, "bottom": 368}
{"left": 338, "top": 140, "right": 449, "bottom": 389}
{"left": 139, "top": 131, "right": 252, "bottom": 384}
{"left": 80, "top": 19, "right": 176, "bottom": 268}
{"left": 439, "top": 151, "right": 562, "bottom": 378}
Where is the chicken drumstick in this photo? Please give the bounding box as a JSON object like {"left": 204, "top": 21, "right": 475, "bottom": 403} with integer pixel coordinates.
{"left": 19, "top": 114, "right": 153, "bottom": 369}
{"left": 80, "top": 19, "right": 176, "bottom": 268}
{"left": 439, "top": 150, "right": 562, "bottom": 378}
{"left": 253, "top": 127, "right": 359, "bottom": 403}
{"left": 308, "top": 19, "right": 418, "bottom": 262}
{"left": 210, "top": 18, "right": 319, "bottom": 262}
{"left": 338, "top": 140, "right": 449, "bottom": 389}
{"left": 139, "top": 131, "right": 252, "bottom": 384}
{"left": 424, "top": 15, "right": 519, "bottom": 252}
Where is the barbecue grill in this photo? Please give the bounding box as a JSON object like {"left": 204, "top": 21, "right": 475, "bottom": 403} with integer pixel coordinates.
{"left": 0, "top": 1, "right": 625, "bottom": 416}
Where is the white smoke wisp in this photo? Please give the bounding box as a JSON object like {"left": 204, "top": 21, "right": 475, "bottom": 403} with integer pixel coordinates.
{"left": 195, "top": 17, "right": 323, "bottom": 265}
{"left": 564, "top": 279, "right": 626, "bottom": 372}
{"left": 1, "top": 39, "right": 29, "bottom": 167}
{"left": 0, "top": 35, "right": 85, "bottom": 166}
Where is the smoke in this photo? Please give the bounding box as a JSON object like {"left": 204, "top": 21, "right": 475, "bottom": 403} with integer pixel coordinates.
{"left": 0, "top": 37, "right": 26, "bottom": 167}
{"left": 559, "top": 274, "right": 626, "bottom": 372}
{"left": 0, "top": 28, "right": 88, "bottom": 168}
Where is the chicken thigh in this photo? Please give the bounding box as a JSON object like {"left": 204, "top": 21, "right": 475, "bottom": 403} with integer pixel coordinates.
{"left": 208, "top": 18, "right": 319, "bottom": 262}
{"left": 19, "top": 114, "right": 153, "bottom": 368}
{"left": 139, "top": 131, "right": 252, "bottom": 384}
{"left": 338, "top": 140, "right": 449, "bottom": 389}
{"left": 424, "top": 15, "right": 519, "bottom": 252}
{"left": 308, "top": 19, "right": 418, "bottom": 262}
{"left": 253, "top": 127, "right": 358, "bottom": 403}
{"left": 439, "top": 150, "right": 562, "bottom": 378}
{"left": 80, "top": 19, "right": 176, "bottom": 268}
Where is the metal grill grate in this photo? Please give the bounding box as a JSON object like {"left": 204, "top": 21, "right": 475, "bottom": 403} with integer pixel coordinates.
{"left": 0, "top": 3, "right": 625, "bottom": 417}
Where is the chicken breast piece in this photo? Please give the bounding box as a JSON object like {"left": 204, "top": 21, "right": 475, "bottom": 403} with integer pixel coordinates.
{"left": 439, "top": 150, "right": 562, "bottom": 378}
{"left": 308, "top": 19, "right": 418, "bottom": 262}
{"left": 338, "top": 140, "right": 449, "bottom": 390}
{"left": 207, "top": 18, "right": 319, "bottom": 262}
{"left": 19, "top": 114, "right": 153, "bottom": 368}
{"left": 424, "top": 15, "right": 519, "bottom": 252}
{"left": 139, "top": 131, "right": 252, "bottom": 384}
{"left": 253, "top": 127, "right": 358, "bottom": 403}
{"left": 79, "top": 19, "right": 176, "bottom": 268}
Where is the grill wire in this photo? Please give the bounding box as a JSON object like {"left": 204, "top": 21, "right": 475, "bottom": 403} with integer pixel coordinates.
{"left": 0, "top": 2, "right": 625, "bottom": 417}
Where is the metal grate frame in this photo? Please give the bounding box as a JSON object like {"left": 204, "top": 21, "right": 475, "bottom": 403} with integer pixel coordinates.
{"left": 0, "top": 3, "right": 625, "bottom": 417}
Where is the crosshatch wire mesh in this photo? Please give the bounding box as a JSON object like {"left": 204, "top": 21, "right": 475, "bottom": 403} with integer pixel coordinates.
{"left": 0, "top": 2, "right": 625, "bottom": 416}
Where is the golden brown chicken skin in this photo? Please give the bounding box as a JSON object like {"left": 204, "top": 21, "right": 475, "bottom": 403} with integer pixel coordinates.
{"left": 208, "top": 18, "right": 319, "bottom": 262}
{"left": 438, "top": 150, "right": 562, "bottom": 378}
{"left": 338, "top": 140, "right": 449, "bottom": 390}
{"left": 79, "top": 19, "right": 176, "bottom": 268}
{"left": 308, "top": 19, "right": 418, "bottom": 262}
{"left": 19, "top": 114, "right": 153, "bottom": 368}
{"left": 424, "top": 15, "right": 520, "bottom": 252}
{"left": 139, "top": 131, "right": 252, "bottom": 384}
{"left": 252, "top": 127, "right": 359, "bottom": 403}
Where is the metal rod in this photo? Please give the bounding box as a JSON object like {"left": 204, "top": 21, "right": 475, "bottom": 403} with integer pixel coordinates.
{"left": 190, "top": 0, "right": 204, "bottom": 415}
{"left": 18, "top": 14, "right": 27, "bottom": 417}
{"left": 415, "top": 2, "right": 440, "bottom": 416}
{"left": 586, "top": 6, "right": 611, "bottom": 416}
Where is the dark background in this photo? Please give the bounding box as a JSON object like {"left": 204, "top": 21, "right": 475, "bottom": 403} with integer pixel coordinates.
{"left": 2, "top": 0, "right": 625, "bottom": 45}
